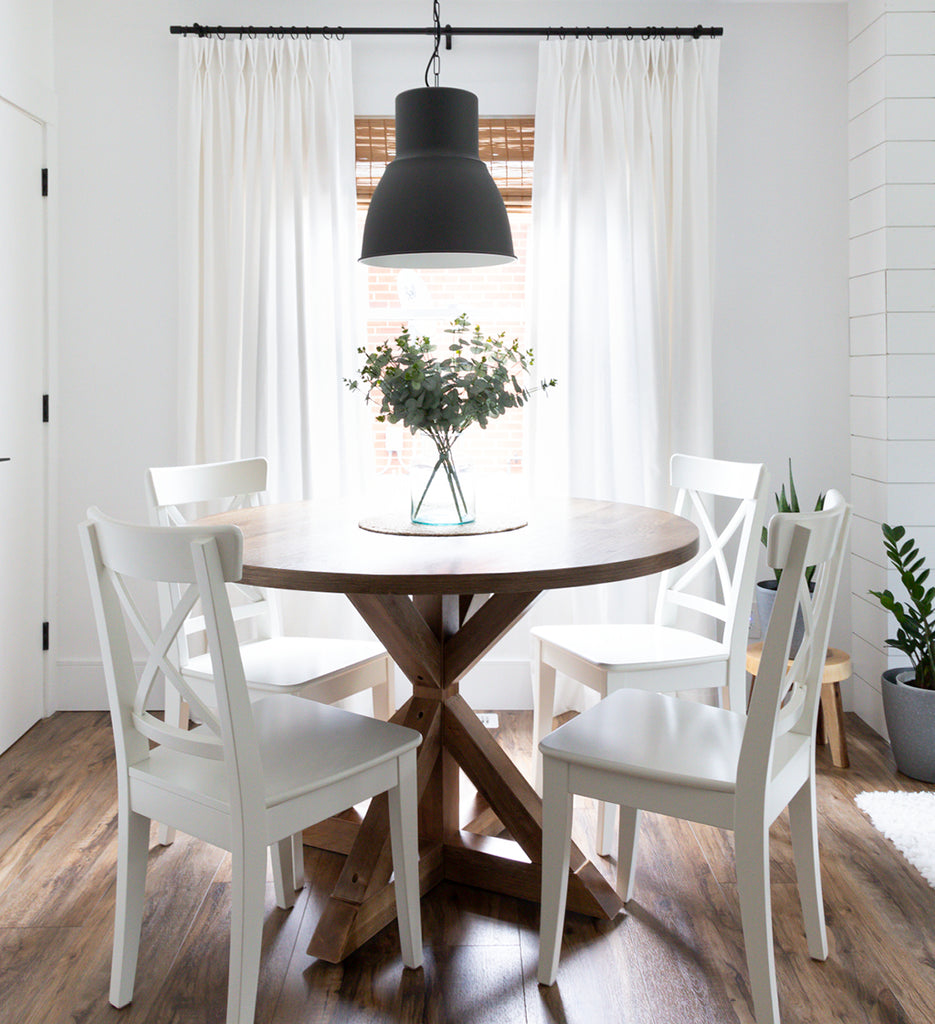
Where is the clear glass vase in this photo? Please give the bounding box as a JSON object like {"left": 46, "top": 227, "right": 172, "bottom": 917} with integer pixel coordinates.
{"left": 410, "top": 443, "right": 475, "bottom": 526}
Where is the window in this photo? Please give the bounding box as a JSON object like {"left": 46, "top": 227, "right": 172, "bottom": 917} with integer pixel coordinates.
{"left": 355, "top": 117, "right": 534, "bottom": 490}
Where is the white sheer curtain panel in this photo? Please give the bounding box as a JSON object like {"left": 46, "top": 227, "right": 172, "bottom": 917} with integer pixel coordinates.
{"left": 178, "top": 37, "right": 373, "bottom": 650}
{"left": 178, "top": 36, "right": 364, "bottom": 503}
{"left": 526, "top": 37, "right": 720, "bottom": 709}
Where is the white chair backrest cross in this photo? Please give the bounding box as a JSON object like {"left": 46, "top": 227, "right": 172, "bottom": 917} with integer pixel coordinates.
{"left": 146, "top": 458, "right": 279, "bottom": 661}
{"left": 655, "top": 454, "right": 769, "bottom": 697}
{"left": 79, "top": 508, "right": 422, "bottom": 1024}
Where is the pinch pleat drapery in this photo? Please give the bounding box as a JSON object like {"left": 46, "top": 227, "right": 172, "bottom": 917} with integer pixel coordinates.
{"left": 529, "top": 36, "right": 719, "bottom": 511}
{"left": 178, "top": 36, "right": 364, "bottom": 503}
{"left": 526, "top": 37, "right": 720, "bottom": 708}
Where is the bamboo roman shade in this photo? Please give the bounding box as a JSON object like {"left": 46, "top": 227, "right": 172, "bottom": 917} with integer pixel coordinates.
{"left": 356, "top": 116, "right": 534, "bottom": 211}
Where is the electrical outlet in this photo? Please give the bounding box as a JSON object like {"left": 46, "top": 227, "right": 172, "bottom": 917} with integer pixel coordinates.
{"left": 477, "top": 712, "right": 499, "bottom": 729}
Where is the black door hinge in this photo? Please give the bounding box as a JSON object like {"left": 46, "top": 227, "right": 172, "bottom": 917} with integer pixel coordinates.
{"left": 41, "top": 168, "right": 48, "bottom": 197}
{"left": 42, "top": 394, "right": 49, "bottom": 423}
{"left": 42, "top": 621, "right": 50, "bottom": 651}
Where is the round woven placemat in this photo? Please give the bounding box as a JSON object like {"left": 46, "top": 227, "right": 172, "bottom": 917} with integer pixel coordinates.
{"left": 358, "top": 512, "right": 528, "bottom": 537}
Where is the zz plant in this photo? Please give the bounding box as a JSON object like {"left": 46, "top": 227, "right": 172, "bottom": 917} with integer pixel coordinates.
{"left": 869, "top": 524, "right": 935, "bottom": 691}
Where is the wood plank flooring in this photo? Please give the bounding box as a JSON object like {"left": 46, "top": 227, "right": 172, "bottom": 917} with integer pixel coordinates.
{"left": 1, "top": 710, "right": 933, "bottom": 1024}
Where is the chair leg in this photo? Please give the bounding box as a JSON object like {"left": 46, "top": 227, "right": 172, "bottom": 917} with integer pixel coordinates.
{"left": 537, "top": 757, "right": 573, "bottom": 986}
{"left": 387, "top": 749, "right": 423, "bottom": 969}
{"left": 734, "top": 817, "right": 781, "bottom": 1024}
{"left": 820, "top": 681, "right": 849, "bottom": 769}
{"left": 531, "top": 640, "right": 556, "bottom": 794}
{"left": 291, "top": 832, "right": 305, "bottom": 892}
{"left": 157, "top": 692, "right": 189, "bottom": 846}
{"left": 372, "top": 656, "right": 395, "bottom": 721}
{"left": 595, "top": 800, "right": 617, "bottom": 858}
{"left": 110, "top": 808, "right": 150, "bottom": 1008}
{"left": 227, "top": 835, "right": 267, "bottom": 1024}
{"left": 270, "top": 839, "right": 297, "bottom": 910}
{"left": 615, "top": 806, "right": 641, "bottom": 902}
{"left": 788, "top": 778, "right": 828, "bottom": 960}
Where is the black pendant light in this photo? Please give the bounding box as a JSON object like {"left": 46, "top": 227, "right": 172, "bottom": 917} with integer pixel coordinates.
{"left": 359, "top": 3, "right": 515, "bottom": 269}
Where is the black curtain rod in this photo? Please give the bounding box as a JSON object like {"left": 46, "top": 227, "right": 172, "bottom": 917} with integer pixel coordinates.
{"left": 170, "top": 24, "right": 723, "bottom": 45}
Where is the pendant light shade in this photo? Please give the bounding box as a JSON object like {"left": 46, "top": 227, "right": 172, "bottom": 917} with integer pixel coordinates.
{"left": 360, "top": 87, "right": 516, "bottom": 268}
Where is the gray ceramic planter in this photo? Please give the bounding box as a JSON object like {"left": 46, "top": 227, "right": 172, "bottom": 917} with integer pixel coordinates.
{"left": 882, "top": 667, "right": 935, "bottom": 783}
{"left": 755, "top": 579, "right": 808, "bottom": 654}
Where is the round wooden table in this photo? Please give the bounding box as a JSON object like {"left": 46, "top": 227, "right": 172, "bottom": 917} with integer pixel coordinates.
{"left": 205, "top": 497, "right": 699, "bottom": 963}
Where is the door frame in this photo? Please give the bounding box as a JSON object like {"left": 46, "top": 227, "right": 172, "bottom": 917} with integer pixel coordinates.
{"left": 1, "top": 67, "right": 58, "bottom": 717}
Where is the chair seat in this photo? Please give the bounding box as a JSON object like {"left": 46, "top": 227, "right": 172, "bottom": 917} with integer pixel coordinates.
{"left": 132, "top": 696, "right": 420, "bottom": 813}
{"left": 540, "top": 688, "right": 746, "bottom": 793}
{"left": 532, "top": 623, "right": 727, "bottom": 672}
{"left": 185, "top": 636, "right": 387, "bottom": 693}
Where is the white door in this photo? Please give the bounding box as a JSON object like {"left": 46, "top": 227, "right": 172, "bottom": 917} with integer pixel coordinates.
{"left": 0, "top": 99, "right": 46, "bottom": 754}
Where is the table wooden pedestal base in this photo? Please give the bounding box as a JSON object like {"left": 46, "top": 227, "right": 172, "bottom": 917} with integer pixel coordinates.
{"left": 304, "top": 593, "right": 623, "bottom": 964}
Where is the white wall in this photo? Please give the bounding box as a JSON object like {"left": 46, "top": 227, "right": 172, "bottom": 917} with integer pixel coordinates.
{"left": 52, "top": 1, "right": 852, "bottom": 710}
{"left": 848, "top": 1, "right": 935, "bottom": 738}
{"left": 0, "top": 0, "right": 53, "bottom": 99}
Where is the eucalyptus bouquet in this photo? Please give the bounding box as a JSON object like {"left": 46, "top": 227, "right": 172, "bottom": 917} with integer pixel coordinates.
{"left": 346, "top": 315, "right": 555, "bottom": 523}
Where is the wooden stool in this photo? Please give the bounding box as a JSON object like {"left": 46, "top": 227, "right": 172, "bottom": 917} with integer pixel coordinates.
{"left": 745, "top": 643, "right": 850, "bottom": 769}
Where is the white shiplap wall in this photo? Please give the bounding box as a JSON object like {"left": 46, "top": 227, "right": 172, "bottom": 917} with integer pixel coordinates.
{"left": 849, "top": 0, "right": 935, "bottom": 736}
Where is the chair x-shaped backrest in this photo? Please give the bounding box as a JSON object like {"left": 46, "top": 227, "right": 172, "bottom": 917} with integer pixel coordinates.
{"left": 80, "top": 508, "right": 263, "bottom": 811}
{"left": 655, "top": 455, "right": 769, "bottom": 642}
{"left": 146, "top": 458, "right": 279, "bottom": 667}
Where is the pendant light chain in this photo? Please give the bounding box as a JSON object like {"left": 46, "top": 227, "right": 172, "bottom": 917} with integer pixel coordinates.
{"left": 424, "top": 0, "right": 442, "bottom": 87}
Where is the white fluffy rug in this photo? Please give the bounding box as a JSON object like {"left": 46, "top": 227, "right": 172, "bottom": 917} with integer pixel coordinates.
{"left": 855, "top": 791, "right": 935, "bottom": 888}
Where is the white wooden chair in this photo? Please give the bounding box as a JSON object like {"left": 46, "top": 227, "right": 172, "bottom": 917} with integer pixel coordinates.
{"left": 147, "top": 459, "right": 395, "bottom": 857}
{"left": 79, "top": 508, "right": 423, "bottom": 1024}
{"left": 531, "top": 454, "right": 769, "bottom": 854}
{"left": 537, "top": 491, "right": 850, "bottom": 1024}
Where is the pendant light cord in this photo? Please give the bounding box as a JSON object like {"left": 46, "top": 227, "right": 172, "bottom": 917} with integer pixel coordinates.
{"left": 424, "top": 0, "right": 442, "bottom": 87}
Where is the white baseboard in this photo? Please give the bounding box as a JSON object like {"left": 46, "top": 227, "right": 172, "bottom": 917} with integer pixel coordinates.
{"left": 54, "top": 658, "right": 535, "bottom": 713}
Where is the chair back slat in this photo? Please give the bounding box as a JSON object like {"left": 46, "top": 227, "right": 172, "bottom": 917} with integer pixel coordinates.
{"left": 739, "top": 491, "right": 851, "bottom": 791}
{"left": 146, "top": 458, "right": 268, "bottom": 509}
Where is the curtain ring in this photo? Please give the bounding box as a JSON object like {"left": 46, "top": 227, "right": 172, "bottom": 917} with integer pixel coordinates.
{"left": 247, "top": 27, "right": 256, "bottom": 40}
{"left": 586, "top": 29, "right": 593, "bottom": 40}
{"left": 558, "top": 26, "right": 565, "bottom": 40}
{"left": 335, "top": 27, "right": 345, "bottom": 40}
{"left": 693, "top": 25, "right": 703, "bottom": 39}
{"left": 216, "top": 30, "right": 226, "bottom": 40}
{"left": 322, "top": 26, "right": 332, "bottom": 40}
{"left": 605, "top": 27, "right": 612, "bottom": 40}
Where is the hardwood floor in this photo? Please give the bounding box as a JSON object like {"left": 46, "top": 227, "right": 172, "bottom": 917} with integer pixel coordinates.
{"left": 1, "top": 709, "right": 933, "bottom": 1024}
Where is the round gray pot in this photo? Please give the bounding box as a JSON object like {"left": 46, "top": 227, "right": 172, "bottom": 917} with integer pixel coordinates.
{"left": 755, "top": 579, "right": 807, "bottom": 655}
{"left": 882, "top": 667, "right": 935, "bottom": 783}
